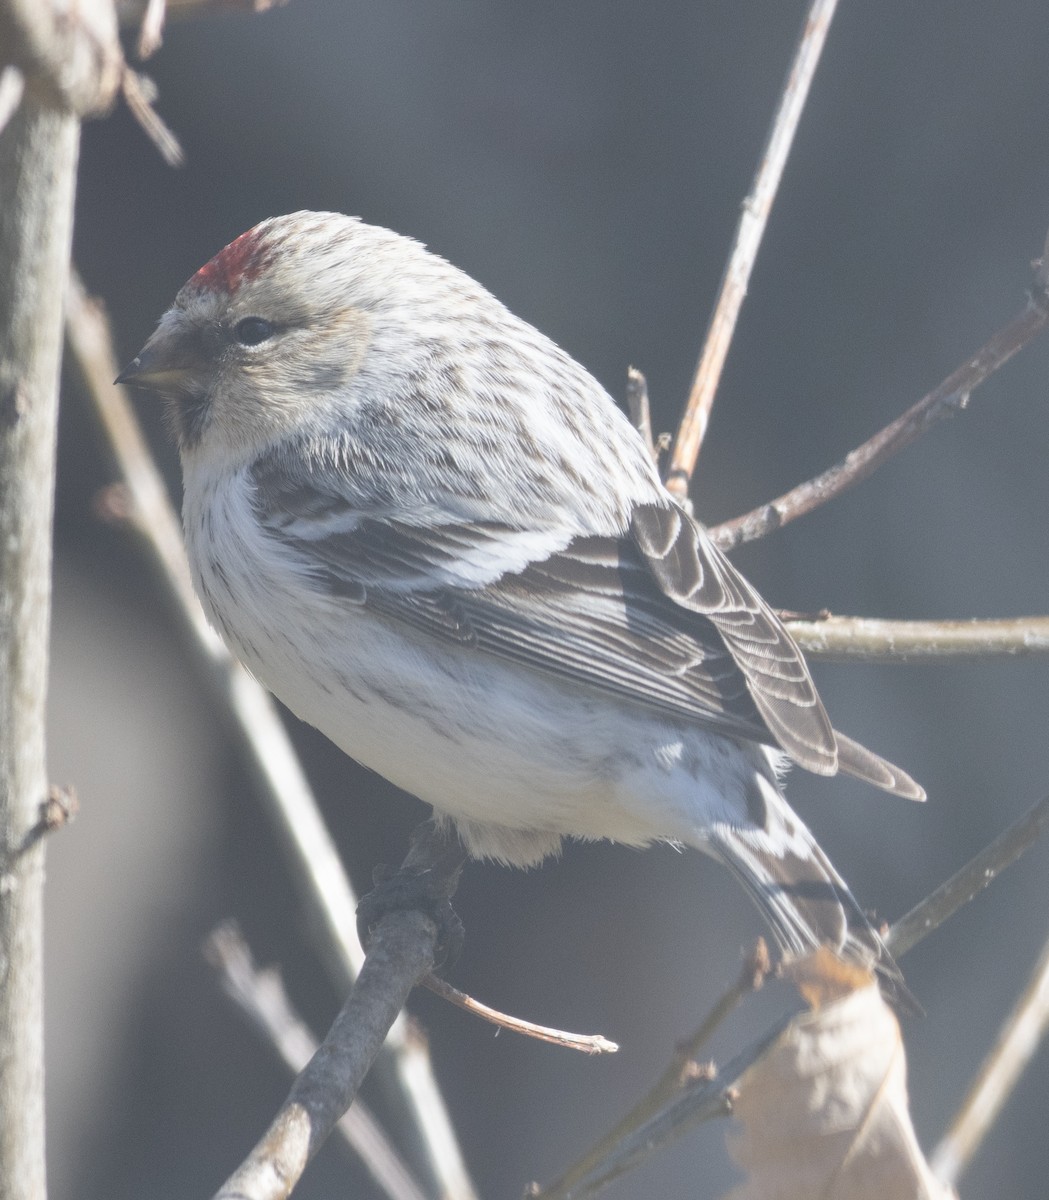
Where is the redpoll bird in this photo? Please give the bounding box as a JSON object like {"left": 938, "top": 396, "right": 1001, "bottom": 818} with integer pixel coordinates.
{"left": 120, "top": 211, "right": 923, "bottom": 997}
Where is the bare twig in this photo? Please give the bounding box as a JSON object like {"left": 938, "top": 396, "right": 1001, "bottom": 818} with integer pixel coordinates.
{"left": 16, "top": 785, "right": 79, "bottom": 856}
{"left": 710, "top": 294, "right": 1049, "bottom": 551}
{"left": 533, "top": 941, "right": 769, "bottom": 1200}
{"left": 120, "top": 66, "right": 184, "bottom": 165}
{"left": 625, "top": 366, "right": 658, "bottom": 464}
{"left": 787, "top": 614, "right": 1049, "bottom": 663}
{"left": 135, "top": 0, "right": 167, "bottom": 56}
{"left": 128, "top": 0, "right": 288, "bottom": 71}
{"left": 888, "top": 793, "right": 1049, "bottom": 959}
{"left": 531, "top": 1016, "right": 791, "bottom": 1200}
{"left": 211, "top": 821, "right": 463, "bottom": 1200}
{"left": 421, "top": 973, "right": 618, "bottom": 1055}
{"left": 204, "top": 923, "right": 428, "bottom": 1200}
{"left": 65, "top": 278, "right": 479, "bottom": 1200}
{"left": 665, "top": 0, "right": 840, "bottom": 498}
{"left": 931, "top": 927, "right": 1049, "bottom": 1187}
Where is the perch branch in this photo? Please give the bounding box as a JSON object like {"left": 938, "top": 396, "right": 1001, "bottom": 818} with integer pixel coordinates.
{"left": 211, "top": 821, "right": 463, "bottom": 1200}
{"left": 665, "top": 0, "right": 841, "bottom": 497}
{"left": 204, "top": 922, "right": 428, "bottom": 1200}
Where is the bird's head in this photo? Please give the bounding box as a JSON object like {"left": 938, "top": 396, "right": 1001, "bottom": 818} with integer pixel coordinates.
{"left": 117, "top": 212, "right": 450, "bottom": 468}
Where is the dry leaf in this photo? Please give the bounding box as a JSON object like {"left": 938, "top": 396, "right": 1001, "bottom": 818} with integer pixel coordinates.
{"left": 723, "top": 984, "right": 954, "bottom": 1200}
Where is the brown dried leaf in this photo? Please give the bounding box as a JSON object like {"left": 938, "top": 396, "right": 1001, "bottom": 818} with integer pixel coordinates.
{"left": 723, "top": 985, "right": 954, "bottom": 1200}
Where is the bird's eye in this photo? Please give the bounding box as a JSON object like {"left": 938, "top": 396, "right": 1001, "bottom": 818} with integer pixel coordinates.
{"left": 233, "top": 316, "right": 276, "bottom": 346}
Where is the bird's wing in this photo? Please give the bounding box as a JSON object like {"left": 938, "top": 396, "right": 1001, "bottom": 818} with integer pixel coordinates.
{"left": 250, "top": 454, "right": 773, "bottom": 743}
{"left": 630, "top": 502, "right": 837, "bottom": 775}
{"left": 250, "top": 458, "right": 923, "bottom": 798}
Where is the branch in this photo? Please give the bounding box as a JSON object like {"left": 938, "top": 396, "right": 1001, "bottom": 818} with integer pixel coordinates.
{"left": 887, "top": 792, "right": 1049, "bottom": 959}
{"left": 530, "top": 1017, "right": 792, "bottom": 1200}
{"left": 534, "top": 941, "right": 769, "bottom": 1200}
{"left": 65, "top": 277, "right": 479, "bottom": 1200}
{"left": 786, "top": 614, "right": 1049, "bottom": 663}
{"left": 421, "top": 974, "right": 618, "bottom": 1055}
{"left": 710, "top": 290, "right": 1049, "bottom": 551}
{"left": 0, "top": 0, "right": 120, "bottom": 1185}
{"left": 118, "top": 0, "right": 290, "bottom": 59}
{"left": 625, "top": 366, "right": 658, "bottom": 464}
{"left": 930, "top": 926, "right": 1049, "bottom": 1188}
{"left": 665, "top": 0, "right": 841, "bottom": 498}
{"left": 0, "top": 0, "right": 121, "bottom": 116}
{"left": 211, "top": 822, "right": 462, "bottom": 1200}
{"left": 204, "top": 923, "right": 428, "bottom": 1200}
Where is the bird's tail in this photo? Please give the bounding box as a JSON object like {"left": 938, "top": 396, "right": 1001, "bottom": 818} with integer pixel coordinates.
{"left": 705, "top": 776, "right": 918, "bottom": 1014}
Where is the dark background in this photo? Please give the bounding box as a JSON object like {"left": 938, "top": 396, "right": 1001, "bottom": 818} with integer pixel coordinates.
{"left": 42, "top": 2, "right": 1049, "bottom": 1196}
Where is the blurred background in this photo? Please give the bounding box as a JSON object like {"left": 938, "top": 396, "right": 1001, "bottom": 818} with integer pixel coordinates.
{"left": 44, "top": 1, "right": 1049, "bottom": 1196}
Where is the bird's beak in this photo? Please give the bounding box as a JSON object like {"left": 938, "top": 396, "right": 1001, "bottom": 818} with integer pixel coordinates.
{"left": 115, "top": 322, "right": 201, "bottom": 392}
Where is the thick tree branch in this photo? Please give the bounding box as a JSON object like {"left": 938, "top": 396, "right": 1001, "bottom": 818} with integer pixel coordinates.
{"left": 0, "top": 6, "right": 121, "bottom": 1196}
{"left": 0, "top": 0, "right": 120, "bottom": 115}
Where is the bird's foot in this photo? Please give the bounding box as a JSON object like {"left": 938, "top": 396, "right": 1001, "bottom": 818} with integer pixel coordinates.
{"left": 356, "top": 818, "right": 467, "bottom": 970}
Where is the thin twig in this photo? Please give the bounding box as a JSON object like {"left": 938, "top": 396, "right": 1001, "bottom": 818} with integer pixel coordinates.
{"left": 204, "top": 922, "right": 428, "bottom": 1200}
{"left": 888, "top": 793, "right": 1049, "bottom": 959}
{"left": 126, "top": 0, "right": 290, "bottom": 58}
{"left": 625, "top": 366, "right": 658, "bottom": 464}
{"left": 135, "top": 0, "right": 166, "bottom": 57}
{"left": 530, "top": 1016, "right": 792, "bottom": 1200}
{"left": 533, "top": 941, "right": 769, "bottom": 1200}
{"left": 786, "top": 614, "right": 1049, "bottom": 663}
{"left": 665, "top": 0, "right": 841, "bottom": 498}
{"left": 421, "top": 973, "right": 618, "bottom": 1055}
{"left": 120, "top": 66, "right": 184, "bottom": 165}
{"left": 710, "top": 294, "right": 1049, "bottom": 551}
{"left": 930, "top": 927, "right": 1049, "bottom": 1187}
{"left": 65, "top": 276, "right": 479, "bottom": 1200}
{"left": 211, "top": 822, "right": 464, "bottom": 1200}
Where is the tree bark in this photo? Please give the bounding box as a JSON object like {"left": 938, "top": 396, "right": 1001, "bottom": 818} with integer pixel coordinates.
{"left": 0, "top": 94, "right": 80, "bottom": 1200}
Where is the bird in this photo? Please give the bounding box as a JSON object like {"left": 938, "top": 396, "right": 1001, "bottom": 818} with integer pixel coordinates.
{"left": 118, "top": 210, "right": 923, "bottom": 1000}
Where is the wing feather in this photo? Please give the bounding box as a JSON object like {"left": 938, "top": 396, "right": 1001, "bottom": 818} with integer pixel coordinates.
{"left": 631, "top": 502, "right": 837, "bottom": 774}
{"left": 249, "top": 455, "right": 924, "bottom": 799}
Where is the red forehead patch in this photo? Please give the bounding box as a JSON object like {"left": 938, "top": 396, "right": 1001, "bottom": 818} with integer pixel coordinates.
{"left": 189, "top": 226, "right": 273, "bottom": 295}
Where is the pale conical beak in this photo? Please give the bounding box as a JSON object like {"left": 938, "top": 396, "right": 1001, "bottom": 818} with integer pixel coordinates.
{"left": 115, "top": 322, "right": 203, "bottom": 392}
